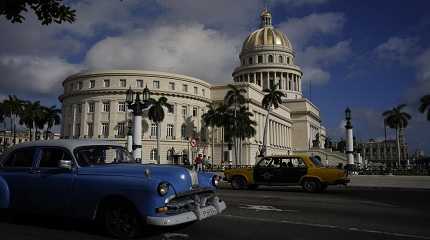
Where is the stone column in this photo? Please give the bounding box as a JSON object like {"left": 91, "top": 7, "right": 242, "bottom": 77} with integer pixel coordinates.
{"left": 345, "top": 116, "right": 354, "bottom": 167}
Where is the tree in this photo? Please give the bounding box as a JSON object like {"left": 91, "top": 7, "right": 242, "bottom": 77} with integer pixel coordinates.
{"left": 19, "top": 100, "right": 43, "bottom": 141}
{"left": 261, "top": 83, "right": 285, "bottom": 156}
{"left": 3, "top": 95, "right": 23, "bottom": 144}
{"left": 224, "top": 84, "right": 247, "bottom": 165}
{"left": 202, "top": 104, "right": 221, "bottom": 167}
{"left": 235, "top": 106, "right": 257, "bottom": 164}
{"left": 148, "top": 97, "right": 171, "bottom": 164}
{"left": 418, "top": 94, "right": 430, "bottom": 121}
{"left": 43, "top": 105, "right": 61, "bottom": 139}
{"left": 383, "top": 104, "right": 412, "bottom": 167}
{"left": 0, "top": 101, "right": 6, "bottom": 150}
{"left": 1, "top": 0, "right": 76, "bottom": 25}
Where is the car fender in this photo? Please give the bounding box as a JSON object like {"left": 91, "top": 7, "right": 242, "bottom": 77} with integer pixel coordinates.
{"left": 0, "top": 176, "right": 10, "bottom": 209}
{"left": 225, "top": 168, "right": 254, "bottom": 184}
{"left": 299, "top": 175, "right": 323, "bottom": 184}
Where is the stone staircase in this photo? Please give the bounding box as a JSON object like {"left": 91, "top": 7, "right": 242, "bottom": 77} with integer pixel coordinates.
{"left": 294, "top": 149, "right": 347, "bottom": 166}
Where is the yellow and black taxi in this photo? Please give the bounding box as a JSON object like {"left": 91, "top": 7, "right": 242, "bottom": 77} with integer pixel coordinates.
{"left": 224, "top": 155, "right": 350, "bottom": 193}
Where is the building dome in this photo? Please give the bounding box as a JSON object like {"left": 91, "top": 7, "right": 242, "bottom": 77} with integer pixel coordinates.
{"left": 241, "top": 9, "right": 292, "bottom": 52}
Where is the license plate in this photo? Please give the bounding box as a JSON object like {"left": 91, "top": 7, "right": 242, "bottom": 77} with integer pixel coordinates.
{"left": 198, "top": 207, "right": 218, "bottom": 220}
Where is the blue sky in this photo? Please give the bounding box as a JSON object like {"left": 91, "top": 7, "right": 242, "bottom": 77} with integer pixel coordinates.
{"left": 0, "top": 0, "right": 429, "bottom": 153}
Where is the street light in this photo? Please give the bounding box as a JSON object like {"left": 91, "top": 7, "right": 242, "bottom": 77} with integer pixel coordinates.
{"left": 126, "top": 86, "right": 152, "bottom": 163}
{"left": 345, "top": 107, "right": 351, "bottom": 121}
{"left": 344, "top": 107, "right": 354, "bottom": 171}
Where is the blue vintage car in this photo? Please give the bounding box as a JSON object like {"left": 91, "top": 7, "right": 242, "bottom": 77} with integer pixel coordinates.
{"left": 0, "top": 140, "right": 226, "bottom": 238}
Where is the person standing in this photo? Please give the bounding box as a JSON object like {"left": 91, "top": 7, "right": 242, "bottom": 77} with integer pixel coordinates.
{"left": 195, "top": 154, "right": 203, "bottom": 171}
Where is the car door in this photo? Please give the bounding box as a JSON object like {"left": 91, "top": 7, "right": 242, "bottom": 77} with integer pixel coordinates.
{"left": 30, "top": 147, "right": 75, "bottom": 216}
{"left": 254, "top": 157, "right": 276, "bottom": 184}
{"left": 0, "top": 147, "right": 37, "bottom": 210}
{"left": 279, "top": 157, "right": 308, "bottom": 183}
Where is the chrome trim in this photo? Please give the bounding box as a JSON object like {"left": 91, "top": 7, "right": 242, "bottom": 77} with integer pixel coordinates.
{"left": 146, "top": 200, "right": 226, "bottom": 226}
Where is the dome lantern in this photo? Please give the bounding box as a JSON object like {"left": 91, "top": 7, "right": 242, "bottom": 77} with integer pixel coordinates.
{"left": 260, "top": 8, "right": 272, "bottom": 27}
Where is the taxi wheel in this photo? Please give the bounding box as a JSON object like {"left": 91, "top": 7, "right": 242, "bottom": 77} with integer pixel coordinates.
{"left": 302, "top": 179, "right": 321, "bottom": 193}
{"left": 103, "top": 200, "right": 142, "bottom": 239}
{"left": 231, "top": 176, "right": 247, "bottom": 190}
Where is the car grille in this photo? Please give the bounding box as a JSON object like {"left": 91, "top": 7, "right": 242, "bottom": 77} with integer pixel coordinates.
{"left": 165, "top": 189, "right": 215, "bottom": 215}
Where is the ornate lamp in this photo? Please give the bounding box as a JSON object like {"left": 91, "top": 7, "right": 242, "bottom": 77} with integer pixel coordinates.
{"left": 126, "top": 87, "right": 134, "bottom": 105}
{"left": 143, "top": 85, "right": 151, "bottom": 102}
{"left": 345, "top": 107, "right": 351, "bottom": 121}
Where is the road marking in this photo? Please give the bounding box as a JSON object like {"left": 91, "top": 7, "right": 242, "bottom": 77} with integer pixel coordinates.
{"left": 239, "top": 204, "right": 298, "bottom": 212}
{"left": 162, "top": 233, "right": 190, "bottom": 240}
{"left": 219, "top": 214, "right": 430, "bottom": 239}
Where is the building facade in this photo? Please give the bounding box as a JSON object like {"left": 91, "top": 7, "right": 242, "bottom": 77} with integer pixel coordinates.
{"left": 358, "top": 139, "right": 409, "bottom": 166}
{"left": 59, "top": 9, "right": 327, "bottom": 165}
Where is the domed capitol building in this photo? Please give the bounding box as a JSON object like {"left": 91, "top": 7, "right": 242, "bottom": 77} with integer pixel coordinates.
{"left": 59, "top": 9, "right": 329, "bottom": 165}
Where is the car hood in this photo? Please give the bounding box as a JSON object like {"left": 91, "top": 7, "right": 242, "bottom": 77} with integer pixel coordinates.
{"left": 77, "top": 164, "right": 200, "bottom": 193}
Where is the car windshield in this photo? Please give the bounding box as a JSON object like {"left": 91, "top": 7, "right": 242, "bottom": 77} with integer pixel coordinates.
{"left": 74, "top": 145, "right": 135, "bottom": 167}
{"left": 310, "top": 156, "right": 323, "bottom": 167}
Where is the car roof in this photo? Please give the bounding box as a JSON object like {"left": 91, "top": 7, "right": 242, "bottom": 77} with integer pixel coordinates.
{"left": 6, "top": 139, "right": 123, "bottom": 152}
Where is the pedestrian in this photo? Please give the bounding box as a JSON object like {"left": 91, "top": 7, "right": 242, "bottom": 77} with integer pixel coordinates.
{"left": 195, "top": 154, "right": 203, "bottom": 171}
{"left": 202, "top": 155, "right": 207, "bottom": 171}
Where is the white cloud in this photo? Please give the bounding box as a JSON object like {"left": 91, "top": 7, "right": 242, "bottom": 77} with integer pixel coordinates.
{"left": 0, "top": 55, "right": 82, "bottom": 97}
{"left": 374, "top": 37, "right": 419, "bottom": 63}
{"left": 276, "top": 13, "right": 349, "bottom": 86}
{"left": 58, "top": 0, "right": 146, "bottom": 37}
{"left": 85, "top": 24, "right": 239, "bottom": 84}
{"left": 278, "top": 12, "right": 345, "bottom": 50}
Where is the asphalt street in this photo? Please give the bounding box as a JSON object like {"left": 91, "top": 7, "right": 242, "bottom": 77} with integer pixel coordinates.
{"left": 1, "top": 186, "right": 430, "bottom": 240}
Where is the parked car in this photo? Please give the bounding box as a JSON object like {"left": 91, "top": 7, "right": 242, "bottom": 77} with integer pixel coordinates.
{"left": 0, "top": 140, "right": 226, "bottom": 238}
{"left": 224, "top": 155, "right": 349, "bottom": 192}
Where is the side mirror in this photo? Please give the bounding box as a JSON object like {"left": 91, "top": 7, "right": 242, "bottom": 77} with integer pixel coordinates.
{"left": 58, "top": 160, "right": 73, "bottom": 170}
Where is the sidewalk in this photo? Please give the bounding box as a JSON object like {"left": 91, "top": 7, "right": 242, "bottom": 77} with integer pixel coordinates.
{"left": 215, "top": 173, "right": 430, "bottom": 190}
{"left": 349, "top": 175, "right": 430, "bottom": 189}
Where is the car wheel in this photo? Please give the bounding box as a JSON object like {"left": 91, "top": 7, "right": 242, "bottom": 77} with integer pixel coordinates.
{"left": 302, "top": 179, "right": 321, "bottom": 193}
{"left": 104, "top": 200, "right": 142, "bottom": 239}
{"left": 231, "top": 176, "right": 247, "bottom": 190}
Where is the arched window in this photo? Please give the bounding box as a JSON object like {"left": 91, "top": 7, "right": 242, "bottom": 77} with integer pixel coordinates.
{"left": 287, "top": 57, "right": 290, "bottom": 64}
{"left": 268, "top": 55, "right": 274, "bottom": 63}
{"left": 248, "top": 57, "right": 253, "bottom": 65}
{"left": 150, "top": 148, "right": 158, "bottom": 161}
{"left": 279, "top": 56, "right": 283, "bottom": 63}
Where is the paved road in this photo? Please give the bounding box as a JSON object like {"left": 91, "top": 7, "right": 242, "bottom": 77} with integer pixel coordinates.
{"left": 1, "top": 186, "right": 429, "bottom": 240}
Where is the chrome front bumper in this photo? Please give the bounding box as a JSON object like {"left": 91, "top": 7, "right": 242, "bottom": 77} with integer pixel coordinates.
{"left": 146, "top": 196, "right": 227, "bottom": 226}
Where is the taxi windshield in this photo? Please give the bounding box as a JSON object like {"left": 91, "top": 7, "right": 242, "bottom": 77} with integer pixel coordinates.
{"left": 74, "top": 145, "right": 135, "bottom": 167}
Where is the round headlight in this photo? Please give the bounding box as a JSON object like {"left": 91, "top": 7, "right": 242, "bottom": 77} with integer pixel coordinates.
{"left": 212, "top": 175, "right": 220, "bottom": 187}
{"left": 157, "top": 182, "right": 170, "bottom": 196}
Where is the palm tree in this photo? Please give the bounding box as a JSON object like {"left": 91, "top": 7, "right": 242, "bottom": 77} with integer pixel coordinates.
{"left": 383, "top": 104, "right": 412, "bottom": 167}
{"left": 19, "top": 100, "right": 43, "bottom": 141}
{"left": 202, "top": 103, "right": 221, "bottom": 168}
{"left": 148, "top": 96, "right": 171, "bottom": 163}
{"left": 3, "top": 95, "right": 23, "bottom": 144}
{"left": 224, "top": 84, "right": 247, "bottom": 165}
{"left": 235, "top": 106, "right": 257, "bottom": 164}
{"left": 43, "top": 105, "right": 61, "bottom": 139}
{"left": 0, "top": 101, "right": 6, "bottom": 151}
{"left": 418, "top": 94, "right": 430, "bottom": 121}
{"left": 261, "top": 83, "right": 285, "bottom": 156}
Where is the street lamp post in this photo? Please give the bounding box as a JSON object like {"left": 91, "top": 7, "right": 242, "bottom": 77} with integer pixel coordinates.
{"left": 345, "top": 107, "right": 355, "bottom": 170}
{"left": 126, "top": 86, "right": 151, "bottom": 163}
{"left": 127, "top": 119, "right": 133, "bottom": 153}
